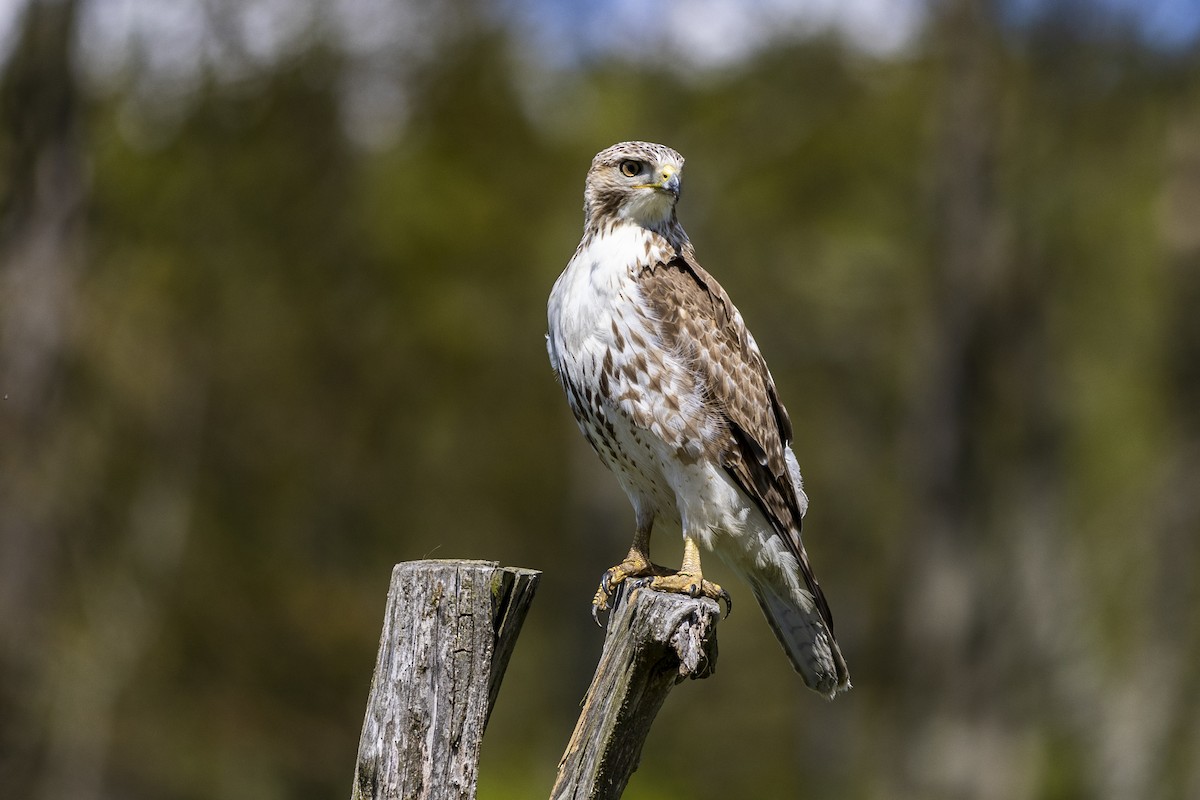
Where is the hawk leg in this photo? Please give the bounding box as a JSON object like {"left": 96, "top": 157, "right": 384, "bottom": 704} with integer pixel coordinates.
{"left": 592, "top": 522, "right": 672, "bottom": 623}
{"left": 648, "top": 536, "right": 732, "bottom": 616}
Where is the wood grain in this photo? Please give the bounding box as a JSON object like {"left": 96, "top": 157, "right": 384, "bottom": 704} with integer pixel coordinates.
{"left": 551, "top": 584, "right": 721, "bottom": 800}
{"left": 350, "top": 560, "right": 540, "bottom": 800}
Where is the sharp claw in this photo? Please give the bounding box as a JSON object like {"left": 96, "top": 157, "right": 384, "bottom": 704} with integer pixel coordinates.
{"left": 719, "top": 588, "right": 733, "bottom": 618}
{"left": 592, "top": 574, "right": 614, "bottom": 627}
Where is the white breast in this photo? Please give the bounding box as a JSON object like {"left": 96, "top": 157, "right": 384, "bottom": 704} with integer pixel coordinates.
{"left": 547, "top": 225, "right": 651, "bottom": 370}
{"left": 548, "top": 225, "right": 743, "bottom": 544}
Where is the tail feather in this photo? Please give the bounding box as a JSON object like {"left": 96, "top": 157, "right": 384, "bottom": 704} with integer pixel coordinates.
{"left": 747, "top": 575, "right": 851, "bottom": 698}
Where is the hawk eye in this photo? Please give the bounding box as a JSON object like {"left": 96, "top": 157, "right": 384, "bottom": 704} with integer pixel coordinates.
{"left": 619, "top": 160, "right": 642, "bottom": 178}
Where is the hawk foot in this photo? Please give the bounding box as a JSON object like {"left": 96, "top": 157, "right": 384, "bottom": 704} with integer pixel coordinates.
{"left": 648, "top": 571, "right": 732, "bottom": 618}
{"left": 591, "top": 556, "right": 673, "bottom": 625}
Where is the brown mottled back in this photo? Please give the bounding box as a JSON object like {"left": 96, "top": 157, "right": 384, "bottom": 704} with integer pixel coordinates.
{"left": 638, "top": 253, "right": 839, "bottom": 636}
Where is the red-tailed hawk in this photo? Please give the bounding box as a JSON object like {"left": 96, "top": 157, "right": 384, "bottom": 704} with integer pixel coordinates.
{"left": 547, "top": 141, "right": 850, "bottom": 697}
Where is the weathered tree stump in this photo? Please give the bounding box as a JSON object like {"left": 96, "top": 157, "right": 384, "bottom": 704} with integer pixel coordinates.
{"left": 551, "top": 584, "right": 722, "bottom": 800}
{"left": 350, "top": 559, "right": 540, "bottom": 800}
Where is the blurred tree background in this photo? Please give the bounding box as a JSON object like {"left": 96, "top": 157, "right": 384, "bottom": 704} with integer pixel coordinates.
{"left": 1, "top": 0, "right": 1198, "bottom": 797}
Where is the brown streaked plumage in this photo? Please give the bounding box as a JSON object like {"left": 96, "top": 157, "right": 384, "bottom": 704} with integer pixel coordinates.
{"left": 547, "top": 141, "right": 849, "bottom": 696}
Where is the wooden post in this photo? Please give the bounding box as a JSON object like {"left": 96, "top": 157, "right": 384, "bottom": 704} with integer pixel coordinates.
{"left": 551, "top": 584, "right": 722, "bottom": 800}
{"left": 350, "top": 559, "right": 540, "bottom": 800}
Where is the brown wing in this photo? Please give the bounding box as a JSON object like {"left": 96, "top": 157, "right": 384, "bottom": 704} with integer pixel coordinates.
{"left": 637, "top": 252, "right": 838, "bottom": 635}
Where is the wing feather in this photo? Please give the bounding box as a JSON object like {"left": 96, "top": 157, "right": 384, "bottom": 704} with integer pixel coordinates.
{"left": 637, "top": 252, "right": 840, "bottom": 638}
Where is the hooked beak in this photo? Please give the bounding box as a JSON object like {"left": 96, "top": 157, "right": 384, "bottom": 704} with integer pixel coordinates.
{"left": 635, "top": 164, "right": 681, "bottom": 199}
{"left": 658, "top": 165, "right": 680, "bottom": 198}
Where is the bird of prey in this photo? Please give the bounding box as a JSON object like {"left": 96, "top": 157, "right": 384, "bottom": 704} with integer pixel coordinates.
{"left": 546, "top": 141, "right": 850, "bottom": 696}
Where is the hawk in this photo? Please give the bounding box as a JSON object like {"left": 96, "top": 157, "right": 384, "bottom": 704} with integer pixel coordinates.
{"left": 547, "top": 141, "right": 850, "bottom": 696}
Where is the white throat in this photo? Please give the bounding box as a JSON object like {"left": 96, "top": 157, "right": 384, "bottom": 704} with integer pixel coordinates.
{"left": 620, "top": 190, "right": 676, "bottom": 229}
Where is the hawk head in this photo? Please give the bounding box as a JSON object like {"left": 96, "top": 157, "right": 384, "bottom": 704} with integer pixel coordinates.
{"left": 583, "top": 141, "right": 684, "bottom": 233}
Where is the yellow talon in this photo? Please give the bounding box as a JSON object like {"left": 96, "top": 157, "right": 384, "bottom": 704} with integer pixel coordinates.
{"left": 591, "top": 550, "right": 673, "bottom": 624}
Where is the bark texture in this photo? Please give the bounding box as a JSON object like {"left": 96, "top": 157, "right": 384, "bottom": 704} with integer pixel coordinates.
{"left": 551, "top": 585, "right": 721, "bottom": 800}
{"left": 351, "top": 560, "right": 540, "bottom": 800}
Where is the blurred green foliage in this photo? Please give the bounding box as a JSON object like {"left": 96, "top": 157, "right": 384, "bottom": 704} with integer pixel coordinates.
{"left": 2, "top": 1, "right": 1199, "bottom": 798}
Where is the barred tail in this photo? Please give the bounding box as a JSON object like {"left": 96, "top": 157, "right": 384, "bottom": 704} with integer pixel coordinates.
{"left": 746, "top": 573, "right": 851, "bottom": 698}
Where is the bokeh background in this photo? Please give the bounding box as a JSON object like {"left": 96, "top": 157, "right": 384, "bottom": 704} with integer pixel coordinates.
{"left": 2, "top": 0, "right": 1199, "bottom": 797}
